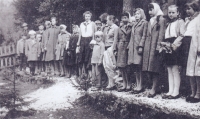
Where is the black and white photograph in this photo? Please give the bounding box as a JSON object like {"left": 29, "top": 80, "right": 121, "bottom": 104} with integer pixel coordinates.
{"left": 0, "top": 0, "right": 200, "bottom": 118}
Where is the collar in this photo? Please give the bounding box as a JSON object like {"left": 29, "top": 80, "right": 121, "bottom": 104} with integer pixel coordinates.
{"left": 84, "top": 20, "right": 91, "bottom": 24}
{"left": 189, "top": 12, "right": 199, "bottom": 21}
{"left": 52, "top": 25, "right": 58, "bottom": 28}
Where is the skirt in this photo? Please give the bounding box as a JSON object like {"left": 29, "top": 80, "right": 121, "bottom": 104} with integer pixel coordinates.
{"left": 180, "top": 36, "right": 192, "bottom": 68}
{"left": 79, "top": 37, "right": 92, "bottom": 64}
{"left": 163, "top": 37, "right": 180, "bottom": 66}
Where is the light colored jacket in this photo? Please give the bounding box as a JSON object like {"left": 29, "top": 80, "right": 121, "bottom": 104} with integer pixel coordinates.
{"left": 17, "top": 39, "right": 26, "bottom": 55}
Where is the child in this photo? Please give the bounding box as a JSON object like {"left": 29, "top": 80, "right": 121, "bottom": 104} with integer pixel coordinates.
{"left": 90, "top": 31, "right": 105, "bottom": 91}
{"left": 127, "top": 8, "right": 148, "bottom": 94}
{"left": 45, "top": 17, "right": 60, "bottom": 75}
{"left": 35, "top": 34, "right": 42, "bottom": 74}
{"left": 17, "top": 33, "right": 27, "bottom": 71}
{"left": 36, "top": 25, "right": 45, "bottom": 72}
{"left": 42, "top": 21, "right": 51, "bottom": 74}
{"left": 26, "top": 30, "right": 39, "bottom": 75}
{"left": 64, "top": 24, "right": 79, "bottom": 78}
{"left": 77, "top": 11, "right": 96, "bottom": 80}
{"left": 142, "top": 3, "right": 166, "bottom": 98}
{"left": 114, "top": 12, "right": 132, "bottom": 92}
{"left": 160, "top": 5, "right": 185, "bottom": 99}
{"left": 95, "top": 20, "right": 102, "bottom": 31}
{"left": 56, "top": 24, "right": 71, "bottom": 77}
{"left": 184, "top": 0, "right": 200, "bottom": 103}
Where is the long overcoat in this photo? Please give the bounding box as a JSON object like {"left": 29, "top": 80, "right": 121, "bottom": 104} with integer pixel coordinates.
{"left": 127, "top": 19, "right": 148, "bottom": 65}
{"left": 45, "top": 26, "right": 60, "bottom": 61}
{"left": 186, "top": 14, "right": 200, "bottom": 76}
{"left": 142, "top": 16, "right": 166, "bottom": 73}
{"left": 115, "top": 25, "right": 132, "bottom": 68}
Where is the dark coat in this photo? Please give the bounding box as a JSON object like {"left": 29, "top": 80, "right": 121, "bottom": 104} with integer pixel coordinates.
{"left": 64, "top": 34, "right": 78, "bottom": 66}
{"left": 115, "top": 24, "right": 132, "bottom": 67}
{"left": 128, "top": 19, "right": 148, "bottom": 65}
{"left": 142, "top": 16, "right": 166, "bottom": 73}
{"left": 45, "top": 26, "right": 60, "bottom": 61}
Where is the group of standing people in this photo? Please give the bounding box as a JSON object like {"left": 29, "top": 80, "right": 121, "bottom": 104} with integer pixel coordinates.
{"left": 17, "top": 0, "right": 200, "bottom": 103}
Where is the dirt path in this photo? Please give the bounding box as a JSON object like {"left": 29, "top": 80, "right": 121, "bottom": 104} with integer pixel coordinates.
{"left": 23, "top": 77, "right": 83, "bottom": 111}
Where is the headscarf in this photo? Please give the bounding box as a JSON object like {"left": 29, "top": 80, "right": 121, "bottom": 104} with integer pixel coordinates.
{"left": 135, "top": 8, "right": 146, "bottom": 20}
{"left": 150, "top": 3, "right": 164, "bottom": 25}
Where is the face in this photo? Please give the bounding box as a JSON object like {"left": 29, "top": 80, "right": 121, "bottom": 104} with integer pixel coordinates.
{"left": 23, "top": 26, "right": 28, "bottom": 30}
{"left": 186, "top": 6, "right": 195, "bottom": 17}
{"left": 51, "top": 19, "right": 56, "bottom": 25}
{"left": 168, "top": 7, "right": 179, "bottom": 20}
{"left": 36, "top": 36, "right": 42, "bottom": 41}
{"left": 121, "top": 16, "right": 129, "bottom": 24}
{"left": 85, "top": 14, "right": 91, "bottom": 21}
{"left": 22, "top": 36, "right": 27, "bottom": 40}
{"left": 95, "top": 35, "right": 102, "bottom": 42}
{"left": 106, "top": 16, "right": 112, "bottom": 26}
{"left": 149, "top": 8, "right": 155, "bottom": 17}
{"left": 120, "top": 21, "right": 124, "bottom": 27}
{"left": 30, "top": 34, "right": 35, "bottom": 39}
{"left": 135, "top": 11, "right": 142, "bottom": 21}
{"left": 46, "top": 24, "right": 51, "bottom": 29}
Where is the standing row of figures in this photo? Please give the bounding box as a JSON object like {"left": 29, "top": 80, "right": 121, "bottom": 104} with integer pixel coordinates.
{"left": 16, "top": 1, "right": 200, "bottom": 103}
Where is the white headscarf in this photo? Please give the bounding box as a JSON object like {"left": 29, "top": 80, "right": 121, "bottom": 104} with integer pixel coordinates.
{"left": 150, "top": 3, "right": 164, "bottom": 25}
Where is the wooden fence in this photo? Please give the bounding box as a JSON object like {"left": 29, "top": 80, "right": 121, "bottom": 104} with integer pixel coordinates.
{"left": 0, "top": 44, "right": 16, "bottom": 69}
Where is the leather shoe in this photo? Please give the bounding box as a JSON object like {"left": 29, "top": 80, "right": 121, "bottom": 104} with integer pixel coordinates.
{"left": 168, "top": 94, "right": 180, "bottom": 99}
{"left": 103, "top": 86, "right": 116, "bottom": 91}
{"left": 189, "top": 98, "right": 200, "bottom": 103}
{"left": 131, "top": 88, "right": 145, "bottom": 94}
{"left": 162, "top": 94, "right": 171, "bottom": 99}
{"left": 148, "top": 93, "right": 157, "bottom": 98}
{"left": 186, "top": 96, "right": 194, "bottom": 102}
{"left": 125, "top": 88, "right": 132, "bottom": 92}
{"left": 117, "top": 88, "right": 126, "bottom": 92}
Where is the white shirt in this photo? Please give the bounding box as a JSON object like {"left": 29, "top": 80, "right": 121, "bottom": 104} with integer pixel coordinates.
{"left": 80, "top": 20, "right": 94, "bottom": 37}
{"left": 165, "top": 21, "right": 178, "bottom": 39}
{"left": 184, "top": 17, "right": 198, "bottom": 36}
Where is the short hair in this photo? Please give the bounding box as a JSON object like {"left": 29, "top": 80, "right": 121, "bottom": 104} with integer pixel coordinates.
{"left": 99, "top": 13, "right": 109, "bottom": 24}
{"left": 168, "top": 5, "right": 179, "bottom": 11}
{"left": 185, "top": 0, "right": 199, "bottom": 12}
{"left": 28, "top": 30, "right": 36, "bottom": 35}
{"left": 38, "top": 25, "right": 44, "bottom": 30}
{"left": 83, "top": 11, "right": 92, "bottom": 17}
{"left": 51, "top": 17, "right": 57, "bottom": 21}
{"left": 121, "top": 12, "right": 129, "bottom": 18}
{"left": 95, "top": 31, "right": 104, "bottom": 37}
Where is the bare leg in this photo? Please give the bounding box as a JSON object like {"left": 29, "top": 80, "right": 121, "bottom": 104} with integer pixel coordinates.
{"left": 135, "top": 71, "right": 140, "bottom": 90}
{"left": 120, "top": 68, "right": 127, "bottom": 89}
{"left": 137, "top": 70, "right": 143, "bottom": 90}
{"left": 150, "top": 73, "right": 158, "bottom": 95}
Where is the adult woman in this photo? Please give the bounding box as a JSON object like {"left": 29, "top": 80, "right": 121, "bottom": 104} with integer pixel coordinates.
{"left": 103, "top": 15, "right": 119, "bottom": 90}
{"left": 128, "top": 8, "right": 148, "bottom": 94}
